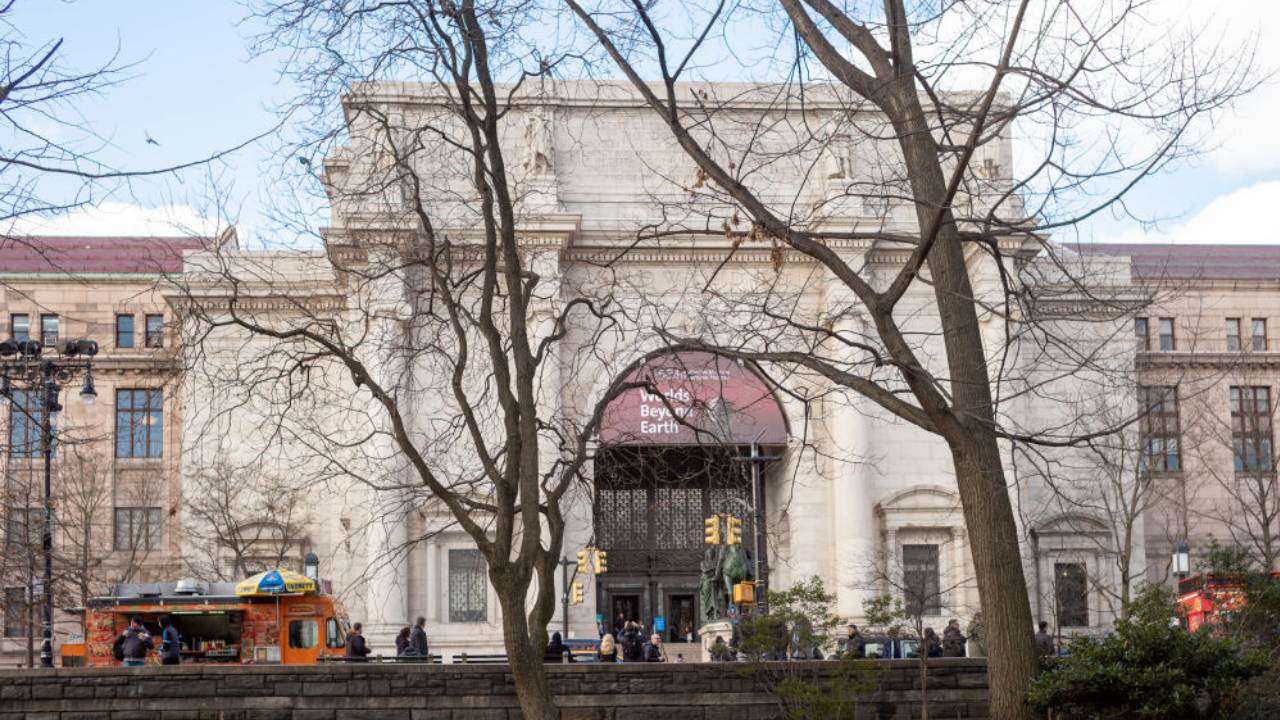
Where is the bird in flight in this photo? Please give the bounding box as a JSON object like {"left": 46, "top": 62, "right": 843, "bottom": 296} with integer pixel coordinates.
{"left": 145, "top": 131, "right": 160, "bottom": 146}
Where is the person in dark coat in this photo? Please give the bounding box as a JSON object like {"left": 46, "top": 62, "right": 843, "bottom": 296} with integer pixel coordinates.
{"left": 117, "top": 615, "right": 154, "bottom": 667}
{"left": 597, "top": 633, "right": 618, "bottom": 662}
{"left": 941, "top": 619, "right": 967, "bottom": 657}
{"left": 621, "top": 622, "right": 645, "bottom": 662}
{"left": 643, "top": 633, "right": 666, "bottom": 662}
{"left": 614, "top": 612, "right": 627, "bottom": 637}
{"left": 1035, "top": 621, "right": 1055, "bottom": 656}
{"left": 923, "top": 627, "right": 942, "bottom": 658}
{"left": 709, "top": 635, "right": 733, "bottom": 662}
{"left": 841, "top": 623, "right": 866, "bottom": 659}
{"left": 158, "top": 615, "right": 181, "bottom": 666}
{"left": 544, "top": 632, "right": 575, "bottom": 663}
{"left": 409, "top": 616, "right": 430, "bottom": 657}
{"left": 346, "top": 622, "right": 372, "bottom": 661}
{"left": 395, "top": 626, "right": 412, "bottom": 656}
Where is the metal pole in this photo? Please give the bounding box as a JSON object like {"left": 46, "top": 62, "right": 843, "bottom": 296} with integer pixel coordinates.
{"left": 561, "top": 557, "right": 570, "bottom": 638}
{"left": 40, "top": 379, "right": 55, "bottom": 669}
{"left": 750, "top": 442, "right": 767, "bottom": 616}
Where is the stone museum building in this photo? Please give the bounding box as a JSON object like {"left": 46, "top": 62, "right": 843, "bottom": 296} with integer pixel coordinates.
{"left": 3, "top": 81, "right": 1277, "bottom": 664}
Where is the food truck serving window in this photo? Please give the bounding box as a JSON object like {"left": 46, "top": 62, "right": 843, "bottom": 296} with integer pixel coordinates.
{"left": 326, "top": 617, "right": 345, "bottom": 648}
{"left": 289, "top": 619, "right": 318, "bottom": 649}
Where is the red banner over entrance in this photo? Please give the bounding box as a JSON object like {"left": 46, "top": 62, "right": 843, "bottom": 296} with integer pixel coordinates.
{"left": 599, "top": 352, "right": 787, "bottom": 445}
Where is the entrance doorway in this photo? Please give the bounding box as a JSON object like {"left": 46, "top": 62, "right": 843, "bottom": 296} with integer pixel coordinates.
{"left": 611, "top": 593, "right": 641, "bottom": 634}
{"left": 667, "top": 593, "right": 696, "bottom": 643}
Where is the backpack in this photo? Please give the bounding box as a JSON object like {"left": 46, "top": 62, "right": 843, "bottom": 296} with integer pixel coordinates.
{"left": 112, "top": 632, "right": 127, "bottom": 662}
{"left": 623, "top": 632, "right": 643, "bottom": 662}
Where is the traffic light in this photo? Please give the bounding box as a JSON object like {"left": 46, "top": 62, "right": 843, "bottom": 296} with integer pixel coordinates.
{"left": 733, "top": 582, "right": 756, "bottom": 604}
{"left": 571, "top": 581, "right": 584, "bottom": 605}
{"left": 576, "top": 549, "right": 589, "bottom": 574}
{"left": 704, "top": 516, "right": 721, "bottom": 545}
{"left": 594, "top": 550, "right": 608, "bottom": 575}
{"left": 726, "top": 515, "right": 743, "bottom": 545}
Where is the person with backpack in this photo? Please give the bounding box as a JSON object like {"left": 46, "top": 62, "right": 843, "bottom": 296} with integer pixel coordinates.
{"left": 346, "top": 622, "right": 372, "bottom": 662}
{"left": 395, "top": 626, "right": 413, "bottom": 656}
{"left": 158, "top": 615, "right": 181, "bottom": 665}
{"left": 113, "top": 616, "right": 154, "bottom": 667}
{"left": 621, "top": 622, "right": 644, "bottom": 662}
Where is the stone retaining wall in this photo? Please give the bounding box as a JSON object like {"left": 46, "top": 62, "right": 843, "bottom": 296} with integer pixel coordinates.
{"left": 0, "top": 659, "right": 989, "bottom": 720}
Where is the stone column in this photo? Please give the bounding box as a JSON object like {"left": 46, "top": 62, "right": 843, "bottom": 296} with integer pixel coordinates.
{"left": 831, "top": 317, "right": 878, "bottom": 620}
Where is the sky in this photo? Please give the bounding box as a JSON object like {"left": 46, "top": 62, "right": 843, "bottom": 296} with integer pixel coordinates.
{"left": 10, "top": 0, "right": 1280, "bottom": 247}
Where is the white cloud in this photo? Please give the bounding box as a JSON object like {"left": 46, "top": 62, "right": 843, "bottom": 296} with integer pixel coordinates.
{"left": 1100, "top": 180, "right": 1280, "bottom": 244}
{"left": 12, "top": 202, "right": 223, "bottom": 237}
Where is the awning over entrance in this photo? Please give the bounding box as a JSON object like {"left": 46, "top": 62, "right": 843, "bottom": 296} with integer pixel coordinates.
{"left": 600, "top": 351, "right": 787, "bottom": 446}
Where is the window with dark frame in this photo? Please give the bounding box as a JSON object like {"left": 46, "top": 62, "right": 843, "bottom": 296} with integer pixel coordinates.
{"left": 116, "top": 315, "right": 134, "bottom": 348}
{"left": 113, "top": 507, "right": 162, "bottom": 551}
{"left": 115, "top": 389, "right": 163, "bottom": 458}
{"left": 1159, "top": 318, "right": 1175, "bottom": 351}
{"left": 1055, "top": 562, "right": 1088, "bottom": 627}
{"left": 4, "top": 508, "right": 41, "bottom": 548}
{"left": 1134, "top": 317, "right": 1149, "bottom": 351}
{"left": 1231, "top": 386, "right": 1273, "bottom": 472}
{"left": 40, "top": 314, "right": 58, "bottom": 345}
{"left": 1138, "top": 386, "right": 1181, "bottom": 472}
{"left": 144, "top": 314, "right": 164, "bottom": 348}
{"left": 7, "top": 390, "right": 54, "bottom": 459}
{"left": 1226, "top": 318, "right": 1242, "bottom": 351}
{"left": 1253, "top": 319, "right": 1268, "bottom": 352}
{"left": 448, "top": 548, "right": 487, "bottom": 622}
{"left": 902, "top": 544, "right": 942, "bottom": 616}
{"left": 10, "top": 314, "right": 29, "bottom": 342}
{"left": 3, "top": 587, "right": 25, "bottom": 638}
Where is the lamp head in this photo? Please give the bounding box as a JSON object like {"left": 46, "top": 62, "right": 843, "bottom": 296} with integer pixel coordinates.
{"left": 80, "top": 373, "right": 97, "bottom": 405}
{"left": 0, "top": 339, "right": 18, "bottom": 357}
{"left": 17, "top": 339, "right": 42, "bottom": 358}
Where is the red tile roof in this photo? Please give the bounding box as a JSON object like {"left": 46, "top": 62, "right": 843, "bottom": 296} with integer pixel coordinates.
{"left": 1068, "top": 243, "right": 1280, "bottom": 281}
{"left": 0, "top": 236, "right": 211, "bottom": 275}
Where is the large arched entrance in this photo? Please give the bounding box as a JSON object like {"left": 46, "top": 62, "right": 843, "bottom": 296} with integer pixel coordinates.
{"left": 594, "top": 351, "right": 787, "bottom": 642}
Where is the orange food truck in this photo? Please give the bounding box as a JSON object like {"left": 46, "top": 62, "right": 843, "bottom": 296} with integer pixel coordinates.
{"left": 63, "top": 570, "right": 352, "bottom": 666}
{"left": 1176, "top": 572, "right": 1280, "bottom": 632}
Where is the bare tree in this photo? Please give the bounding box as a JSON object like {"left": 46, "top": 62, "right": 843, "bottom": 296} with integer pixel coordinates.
{"left": 565, "top": 3, "right": 1256, "bottom": 716}
{"left": 183, "top": 460, "right": 312, "bottom": 581}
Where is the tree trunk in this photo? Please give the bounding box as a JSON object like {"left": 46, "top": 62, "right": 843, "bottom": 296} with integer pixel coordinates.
{"left": 496, "top": 582, "right": 557, "bottom": 720}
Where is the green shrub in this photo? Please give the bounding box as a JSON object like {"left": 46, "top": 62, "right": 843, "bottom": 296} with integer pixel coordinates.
{"left": 1027, "top": 584, "right": 1272, "bottom": 719}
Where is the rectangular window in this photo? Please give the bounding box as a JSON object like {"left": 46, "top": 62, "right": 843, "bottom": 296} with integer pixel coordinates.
{"left": 1227, "top": 318, "right": 1242, "bottom": 351}
{"left": 8, "top": 390, "right": 53, "bottom": 459}
{"left": 1253, "top": 319, "right": 1268, "bottom": 352}
{"left": 1231, "top": 387, "right": 1273, "bottom": 472}
{"left": 115, "top": 389, "right": 163, "bottom": 458}
{"left": 3, "top": 587, "right": 25, "bottom": 638}
{"left": 448, "top": 549, "right": 488, "bottom": 622}
{"left": 113, "top": 507, "right": 162, "bottom": 551}
{"left": 288, "top": 619, "right": 319, "bottom": 649}
{"left": 5, "top": 508, "right": 41, "bottom": 549}
{"left": 902, "top": 544, "right": 941, "bottom": 617}
{"left": 116, "top": 315, "right": 135, "bottom": 348}
{"left": 1138, "top": 386, "right": 1181, "bottom": 472}
{"left": 1055, "top": 563, "right": 1089, "bottom": 627}
{"left": 1134, "top": 317, "right": 1149, "bottom": 352}
{"left": 1159, "top": 318, "right": 1175, "bottom": 351}
{"left": 10, "top": 314, "right": 29, "bottom": 342}
{"left": 40, "top": 314, "right": 58, "bottom": 345}
{"left": 144, "top": 314, "right": 164, "bottom": 348}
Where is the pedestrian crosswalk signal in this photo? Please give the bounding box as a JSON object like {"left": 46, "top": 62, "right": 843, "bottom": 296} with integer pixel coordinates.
{"left": 726, "top": 515, "right": 743, "bottom": 545}
{"left": 576, "top": 549, "right": 589, "bottom": 574}
{"left": 594, "top": 550, "right": 608, "bottom": 574}
{"left": 704, "top": 516, "right": 721, "bottom": 545}
{"left": 571, "top": 581, "right": 584, "bottom": 605}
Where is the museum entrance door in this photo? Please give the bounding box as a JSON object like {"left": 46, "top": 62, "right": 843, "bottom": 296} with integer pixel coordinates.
{"left": 595, "top": 351, "right": 789, "bottom": 638}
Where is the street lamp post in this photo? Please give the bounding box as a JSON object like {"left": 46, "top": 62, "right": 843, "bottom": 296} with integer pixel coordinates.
{"left": 1, "top": 337, "right": 98, "bottom": 669}
{"left": 1173, "top": 539, "right": 1191, "bottom": 581}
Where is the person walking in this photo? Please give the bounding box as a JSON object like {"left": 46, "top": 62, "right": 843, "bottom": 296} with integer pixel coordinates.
{"left": 395, "top": 626, "right": 412, "bottom": 656}
{"left": 966, "top": 613, "right": 986, "bottom": 658}
{"left": 409, "top": 616, "right": 430, "bottom": 657}
{"left": 923, "top": 627, "right": 942, "bottom": 658}
{"left": 115, "top": 616, "right": 154, "bottom": 667}
{"left": 1035, "top": 621, "right": 1055, "bottom": 657}
{"left": 841, "top": 623, "right": 866, "bottom": 659}
{"left": 621, "top": 622, "right": 645, "bottom": 663}
{"left": 644, "top": 633, "right": 666, "bottom": 662}
{"left": 544, "top": 631, "right": 575, "bottom": 663}
{"left": 941, "top": 619, "right": 967, "bottom": 657}
{"left": 346, "top": 622, "right": 372, "bottom": 662}
{"left": 614, "top": 612, "right": 627, "bottom": 637}
{"left": 158, "top": 615, "right": 181, "bottom": 666}
{"left": 597, "top": 633, "right": 618, "bottom": 663}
